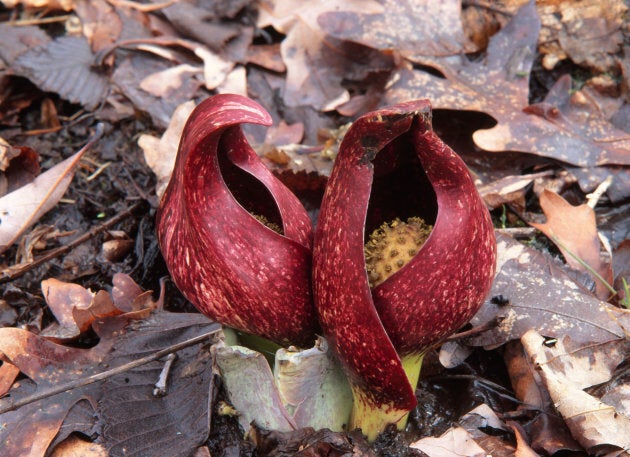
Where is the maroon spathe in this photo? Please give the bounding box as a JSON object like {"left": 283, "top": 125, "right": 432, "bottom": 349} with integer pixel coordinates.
{"left": 157, "top": 94, "right": 318, "bottom": 348}
{"left": 313, "top": 100, "right": 497, "bottom": 410}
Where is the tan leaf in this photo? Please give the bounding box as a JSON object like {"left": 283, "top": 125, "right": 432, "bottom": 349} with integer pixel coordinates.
{"left": 530, "top": 189, "right": 612, "bottom": 300}
{"left": 0, "top": 128, "right": 99, "bottom": 255}
{"left": 522, "top": 330, "right": 630, "bottom": 452}
{"left": 138, "top": 100, "right": 195, "bottom": 199}
{"left": 411, "top": 426, "right": 487, "bottom": 456}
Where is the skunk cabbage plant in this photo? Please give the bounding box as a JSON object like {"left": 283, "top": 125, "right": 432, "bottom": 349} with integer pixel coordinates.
{"left": 156, "top": 94, "right": 318, "bottom": 348}
{"left": 313, "top": 100, "right": 497, "bottom": 440}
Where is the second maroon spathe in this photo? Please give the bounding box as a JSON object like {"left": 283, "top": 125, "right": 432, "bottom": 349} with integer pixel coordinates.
{"left": 313, "top": 100, "right": 497, "bottom": 439}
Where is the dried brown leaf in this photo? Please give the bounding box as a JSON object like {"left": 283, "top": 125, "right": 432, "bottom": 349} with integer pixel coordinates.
{"left": 467, "top": 234, "right": 628, "bottom": 348}
{"left": 530, "top": 189, "right": 612, "bottom": 300}
{"left": 40, "top": 279, "right": 122, "bottom": 341}
{"left": 410, "top": 426, "right": 487, "bottom": 456}
{"left": 503, "top": 341, "right": 582, "bottom": 455}
{"left": 0, "top": 308, "right": 218, "bottom": 457}
{"left": 318, "top": 0, "right": 476, "bottom": 58}
{"left": 522, "top": 330, "right": 630, "bottom": 453}
{"left": 0, "top": 132, "right": 97, "bottom": 254}
{"left": 384, "top": 1, "right": 630, "bottom": 168}
{"left": 15, "top": 36, "right": 109, "bottom": 110}
{"left": 138, "top": 100, "right": 195, "bottom": 199}
{"left": 538, "top": 0, "right": 627, "bottom": 73}
{"left": 74, "top": 0, "right": 123, "bottom": 53}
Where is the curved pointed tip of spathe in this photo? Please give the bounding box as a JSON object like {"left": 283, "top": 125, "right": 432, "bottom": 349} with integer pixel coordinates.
{"left": 188, "top": 93, "right": 273, "bottom": 129}
{"left": 157, "top": 94, "right": 317, "bottom": 348}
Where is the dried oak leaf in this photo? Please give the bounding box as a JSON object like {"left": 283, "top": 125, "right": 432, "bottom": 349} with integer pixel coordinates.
{"left": 384, "top": 0, "right": 630, "bottom": 168}
{"left": 529, "top": 189, "right": 613, "bottom": 300}
{"left": 503, "top": 342, "right": 581, "bottom": 455}
{"left": 0, "top": 309, "right": 219, "bottom": 457}
{"left": 39, "top": 274, "right": 151, "bottom": 342}
{"left": 466, "top": 234, "right": 628, "bottom": 349}
{"left": 522, "top": 330, "right": 630, "bottom": 453}
{"left": 14, "top": 36, "right": 109, "bottom": 110}
{"left": 318, "top": 0, "right": 476, "bottom": 59}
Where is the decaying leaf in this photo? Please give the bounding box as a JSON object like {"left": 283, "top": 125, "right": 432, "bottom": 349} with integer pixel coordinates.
{"left": 318, "top": 0, "right": 476, "bottom": 58}
{"left": 0, "top": 127, "right": 100, "bottom": 255}
{"left": 467, "top": 234, "right": 628, "bottom": 348}
{"left": 529, "top": 189, "right": 612, "bottom": 300}
{"left": 522, "top": 330, "right": 630, "bottom": 453}
{"left": 503, "top": 341, "right": 581, "bottom": 455}
{"left": 14, "top": 36, "right": 109, "bottom": 110}
{"left": 536, "top": 0, "right": 627, "bottom": 72}
{"left": 385, "top": 1, "right": 630, "bottom": 169}
{"left": 97, "top": 312, "right": 219, "bottom": 457}
{"left": 0, "top": 275, "right": 220, "bottom": 457}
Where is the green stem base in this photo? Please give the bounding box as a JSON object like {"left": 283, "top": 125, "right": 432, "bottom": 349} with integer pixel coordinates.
{"left": 350, "top": 352, "right": 425, "bottom": 441}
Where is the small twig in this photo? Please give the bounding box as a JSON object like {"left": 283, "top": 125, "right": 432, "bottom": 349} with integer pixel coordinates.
{"left": 153, "top": 353, "right": 177, "bottom": 397}
{"left": 495, "top": 227, "right": 538, "bottom": 238}
{"left": 446, "top": 317, "right": 499, "bottom": 341}
{"left": 0, "top": 201, "right": 144, "bottom": 283}
{"left": 586, "top": 175, "right": 613, "bottom": 209}
{"left": 5, "top": 14, "right": 73, "bottom": 26}
{"left": 0, "top": 324, "right": 221, "bottom": 414}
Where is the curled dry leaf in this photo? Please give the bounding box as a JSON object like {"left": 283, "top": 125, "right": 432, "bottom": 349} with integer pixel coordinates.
{"left": 503, "top": 341, "right": 581, "bottom": 455}
{"left": 40, "top": 279, "right": 120, "bottom": 342}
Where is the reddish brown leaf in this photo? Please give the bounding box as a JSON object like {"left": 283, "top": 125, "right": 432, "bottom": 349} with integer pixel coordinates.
{"left": 74, "top": 0, "right": 123, "bottom": 53}
{"left": 384, "top": 1, "right": 630, "bottom": 168}
{"left": 0, "top": 307, "right": 218, "bottom": 457}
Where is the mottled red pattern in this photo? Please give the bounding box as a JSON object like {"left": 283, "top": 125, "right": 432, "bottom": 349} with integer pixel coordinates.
{"left": 313, "top": 100, "right": 497, "bottom": 409}
{"left": 157, "top": 94, "right": 318, "bottom": 347}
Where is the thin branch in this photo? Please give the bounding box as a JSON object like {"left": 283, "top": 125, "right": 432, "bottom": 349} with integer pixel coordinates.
{"left": 0, "top": 323, "right": 221, "bottom": 414}
{"left": 0, "top": 201, "right": 144, "bottom": 283}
